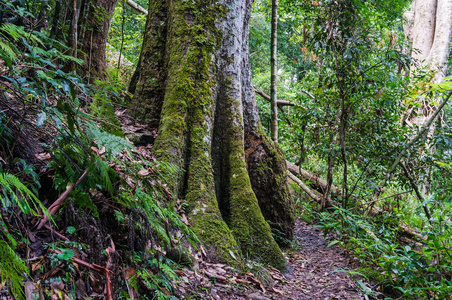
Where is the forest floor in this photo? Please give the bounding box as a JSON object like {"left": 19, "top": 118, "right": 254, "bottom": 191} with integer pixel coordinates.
{"left": 0, "top": 103, "right": 376, "bottom": 299}
{"left": 177, "top": 218, "right": 375, "bottom": 300}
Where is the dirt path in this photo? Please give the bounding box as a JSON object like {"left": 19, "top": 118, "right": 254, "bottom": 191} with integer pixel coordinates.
{"left": 270, "top": 219, "right": 368, "bottom": 300}
{"left": 182, "top": 218, "right": 372, "bottom": 299}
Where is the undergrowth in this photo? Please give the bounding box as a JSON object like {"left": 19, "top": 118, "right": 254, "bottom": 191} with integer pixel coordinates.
{"left": 0, "top": 6, "right": 198, "bottom": 299}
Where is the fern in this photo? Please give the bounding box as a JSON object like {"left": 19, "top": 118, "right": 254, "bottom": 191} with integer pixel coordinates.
{"left": 0, "top": 241, "right": 28, "bottom": 300}
{"left": 86, "top": 123, "right": 134, "bottom": 157}
{"left": 95, "top": 158, "right": 114, "bottom": 195}
{"left": 0, "top": 39, "right": 18, "bottom": 60}
{"left": 0, "top": 172, "right": 48, "bottom": 300}
{"left": 0, "top": 23, "right": 43, "bottom": 46}
{"left": 0, "top": 173, "right": 50, "bottom": 218}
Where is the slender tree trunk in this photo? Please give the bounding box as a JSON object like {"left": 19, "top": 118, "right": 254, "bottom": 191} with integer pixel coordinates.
{"left": 78, "top": 0, "right": 119, "bottom": 81}
{"left": 270, "top": 0, "right": 278, "bottom": 142}
{"left": 50, "top": 1, "right": 61, "bottom": 40}
{"left": 130, "top": 0, "right": 294, "bottom": 274}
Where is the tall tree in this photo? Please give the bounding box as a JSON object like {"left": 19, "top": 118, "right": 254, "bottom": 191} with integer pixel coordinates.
{"left": 270, "top": 0, "right": 278, "bottom": 142}
{"left": 405, "top": 0, "right": 452, "bottom": 192}
{"left": 129, "top": 0, "right": 295, "bottom": 274}
{"left": 78, "top": 0, "right": 119, "bottom": 81}
{"left": 410, "top": 0, "right": 452, "bottom": 84}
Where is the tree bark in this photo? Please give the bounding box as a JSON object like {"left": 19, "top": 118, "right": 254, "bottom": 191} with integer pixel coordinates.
{"left": 270, "top": 0, "right": 278, "bottom": 142}
{"left": 78, "top": 0, "right": 119, "bottom": 81}
{"left": 130, "top": 0, "right": 294, "bottom": 274}
{"left": 128, "top": 0, "right": 167, "bottom": 127}
{"left": 411, "top": 0, "right": 437, "bottom": 65}
{"left": 426, "top": 0, "right": 452, "bottom": 84}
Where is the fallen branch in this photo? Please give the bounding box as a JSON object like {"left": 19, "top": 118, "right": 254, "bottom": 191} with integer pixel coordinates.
{"left": 286, "top": 160, "right": 342, "bottom": 196}
{"left": 254, "top": 86, "right": 295, "bottom": 107}
{"left": 126, "top": 0, "right": 147, "bottom": 15}
{"left": 43, "top": 224, "right": 69, "bottom": 241}
{"left": 37, "top": 169, "right": 89, "bottom": 229}
{"left": 287, "top": 171, "right": 337, "bottom": 208}
{"left": 49, "top": 249, "right": 113, "bottom": 300}
{"left": 398, "top": 223, "right": 427, "bottom": 241}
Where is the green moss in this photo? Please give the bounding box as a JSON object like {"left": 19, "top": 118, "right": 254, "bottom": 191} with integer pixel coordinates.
{"left": 129, "top": 0, "right": 167, "bottom": 127}
{"left": 147, "top": 0, "right": 241, "bottom": 267}
{"left": 217, "top": 94, "right": 287, "bottom": 271}
{"left": 246, "top": 125, "right": 296, "bottom": 246}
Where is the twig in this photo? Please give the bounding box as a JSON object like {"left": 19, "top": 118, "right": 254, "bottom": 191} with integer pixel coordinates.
{"left": 49, "top": 249, "right": 113, "bottom": 300}
{"left": 253, "top": 86, "right": 296, "bottom": 107}
{"left": 126, "top": 0, "right": 147, "bottom": 15}
{"left": 36, "top": 169, "right": 89, "bottom": 229}
{"left": 400, "top": 163, "right": 432, "bottom": 225}
{"left": 300, "top": 89, "right": 315, "bottom": 100}
{"left": 364, "top": 190, "right": 413, "bottom": 207}
{"left": 43, "top": 224, "right": 70, "bottom": 241}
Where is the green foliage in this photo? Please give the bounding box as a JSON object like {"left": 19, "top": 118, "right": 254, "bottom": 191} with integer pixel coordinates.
{"left": 0, "top": 172, "right": 50, "bottom": 299}
{"left": 315, "top": 205, "right": 452, "bottom": 299}
{"left": 136, "top": 258, "right": 179, "bottom": 300}
{"left": 0, "top": 240, "right": 29, "bottom": 300}
{"left": 108, "top": 0, "right": 147, "bottom": 68}
{"left": 0, "top": 172, "right": 49, "bottom": 218}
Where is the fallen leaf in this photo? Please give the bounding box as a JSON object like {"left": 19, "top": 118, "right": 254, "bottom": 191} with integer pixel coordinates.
{"left": 35, "top": 152, "right": 51, "bottom": 160}
{"left": 137, "top": 169, "right": 150, "bottom": 177}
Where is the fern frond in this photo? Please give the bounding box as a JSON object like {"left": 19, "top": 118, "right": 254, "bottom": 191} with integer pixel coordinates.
{"left": 95, "top": 158, "right": 113, "bottom": 195}
{"left": 0, "top": 40, "right": 17, "bottom": 60}
{"left": 86, "top": 123, "right": 134, "bottom": 157}
{"left": 0, "top": 240, "right": 28, "bottom": 300}
{"left": 0, "top": 23, "right": 43, "bottom": 46}
{"left": 0, "top": 173, "right": 51, "bottom": 218}
{"left": 57, "top": 53, "right": 84, "bottom": 65}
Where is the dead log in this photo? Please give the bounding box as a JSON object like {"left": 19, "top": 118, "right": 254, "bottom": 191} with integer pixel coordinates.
{"left": 287, "top": 171, "right": 335, "bottom": 208}
{"left": 126, "top": 0, "right": 147, "bottom": 15}
{"left": 286, "top": 160, "right": 342, "bottom": 196}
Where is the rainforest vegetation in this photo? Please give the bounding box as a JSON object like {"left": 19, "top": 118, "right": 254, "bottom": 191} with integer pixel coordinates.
{"left": 0, "top": 0, "right": 452, "bottom": 299}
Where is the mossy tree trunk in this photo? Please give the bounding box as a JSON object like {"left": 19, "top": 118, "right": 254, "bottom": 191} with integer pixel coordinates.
{"left": 129, "top": 0, "right": 295, "bottom": 274}
{"left": 78, "top": 0, "right": 118, "bottom": 81}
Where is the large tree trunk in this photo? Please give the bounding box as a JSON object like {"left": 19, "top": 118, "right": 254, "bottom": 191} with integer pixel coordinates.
{"left": 411, "top": 0, "right": 437, "bottom": 66}
{"left": 78, "top": 0, "right": 118, "bottom": 81}
{"left": 426, "top": 0, "right": 452, "bottom": 83}
{"left": 404, "top": 0, "right": 451, "bottom": 155}
{"left": 409, "top": 0, "right": 452, "bottom": 85}
{"left": 129, "top": 0, "right": 295, "bottom": 274}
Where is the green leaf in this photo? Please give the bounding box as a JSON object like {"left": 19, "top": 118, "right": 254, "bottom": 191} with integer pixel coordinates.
{"left": 66, "top": 226, "right": 76, "bottom": 234}
{"left": 56, "top": 248, "right": 73, "bottom": 260}
{"left": 36, "top": 112, "right": 46, "bottom": 127}
{"left": 229, "top": 250, "right": 237, "bottom": 260}
{"left": 356, "top": 280, "right": 372, "bottom": 294}
{"left": 327, "top": 240, "right": 339, "bottom": 247}
{"left": 60, "top": 80, "right": 71, "bottom": 94}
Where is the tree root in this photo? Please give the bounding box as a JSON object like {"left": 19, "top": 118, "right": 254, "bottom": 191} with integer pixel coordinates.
{"left": 36, "top": 169, "right": 89, "bottom": 229}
